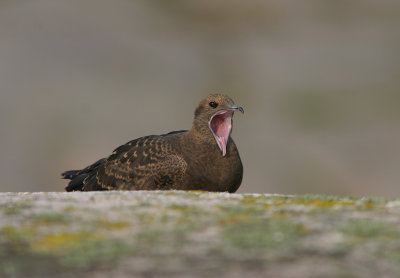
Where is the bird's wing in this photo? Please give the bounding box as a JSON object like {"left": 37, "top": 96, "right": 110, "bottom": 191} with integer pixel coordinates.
{"left": 81, "top": 135, "right": 187, "bottom": 190}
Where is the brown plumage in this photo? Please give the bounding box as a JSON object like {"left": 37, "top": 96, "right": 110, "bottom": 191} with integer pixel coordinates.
{"left": 62, "top": 94, "right": 244, "bottom": 192}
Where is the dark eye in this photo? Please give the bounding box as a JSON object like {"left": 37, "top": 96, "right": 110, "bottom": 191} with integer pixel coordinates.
{"left": 209, "top": 101, "right": 218, "bottom": 108}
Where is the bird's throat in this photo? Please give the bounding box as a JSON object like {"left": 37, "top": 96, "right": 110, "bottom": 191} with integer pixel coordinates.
{"left": 209, "top": 110, "right": 233, "bottom": 156}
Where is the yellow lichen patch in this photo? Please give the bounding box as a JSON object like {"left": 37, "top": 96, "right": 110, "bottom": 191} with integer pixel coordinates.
{"left": 31, "top": 231, "right": 100, "bottom": 253}
{"left": 92, "top": 220, "right": 130, "bottom": 230}
{"left": 240, "top": 195, "right": 289, "bottom": 208}
{"left": 270, "top": 199, "right": 287, "bottom": 207}
{"left": 289, "top": 198, "right": 355, "bottom": 208}
{"left": 62, "top": 206, "right": 76, "bottom": 212}
{"left": 239, "top": 195, "right": 357, "bottom": 209}
{"left": 298, "top": 225, "right": 311, "bottom": 234}
{"left": 1, "top": 225, "right": 37, "bottom": 240}
{"left": 240, "top": 195, "right": 266, "bottom": 204}
{"left": 1, "top": 226, "right": 18, "bottom": 236}
{"left": 362, "top": 201, "right": 375, "bottom": 210}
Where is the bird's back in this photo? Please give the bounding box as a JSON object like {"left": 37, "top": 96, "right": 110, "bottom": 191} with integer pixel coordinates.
{"left": 62, "top": 130, "right": 188, "bottom": 191}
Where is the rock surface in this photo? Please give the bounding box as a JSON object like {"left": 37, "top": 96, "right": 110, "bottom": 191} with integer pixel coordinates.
{"left": 1, "top": 191, "right": 400, "bottom": 278}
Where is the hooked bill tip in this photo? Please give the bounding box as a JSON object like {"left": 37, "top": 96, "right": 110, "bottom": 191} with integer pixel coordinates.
{"left": 231, "top": 105, "right": 244, "bottom": 114}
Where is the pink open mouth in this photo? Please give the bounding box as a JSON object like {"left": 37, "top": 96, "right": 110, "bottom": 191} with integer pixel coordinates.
{"left": 209, "top": 110, "right": 234, "bottom": 156}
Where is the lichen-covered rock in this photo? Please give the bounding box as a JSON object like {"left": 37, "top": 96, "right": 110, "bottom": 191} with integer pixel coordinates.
{"left": 1, "top": 191, "right": 399, "bottom": 278}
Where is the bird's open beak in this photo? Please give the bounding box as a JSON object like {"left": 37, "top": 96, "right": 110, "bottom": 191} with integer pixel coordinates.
{"left": 209, "top": 105, "right": 244, "bottom": 157}
{"left": 230, "top": 105, "right": 244, "bottom": 114}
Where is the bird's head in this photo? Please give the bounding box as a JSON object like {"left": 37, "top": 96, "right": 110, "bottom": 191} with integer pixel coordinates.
{"left": 192, "top": 94, "right": 244, "bottom": 156}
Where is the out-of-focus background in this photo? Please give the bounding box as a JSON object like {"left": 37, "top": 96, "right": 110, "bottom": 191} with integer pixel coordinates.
{"left": 1, "top": 0, "right": 399, "bottom": 197}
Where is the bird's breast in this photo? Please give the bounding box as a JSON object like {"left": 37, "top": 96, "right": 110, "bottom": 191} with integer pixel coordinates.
{"left": 181, "top": 138, "right": 243, "bottom": 192}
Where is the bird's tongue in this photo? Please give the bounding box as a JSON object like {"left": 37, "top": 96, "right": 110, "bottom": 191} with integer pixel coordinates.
{"left": 209, "top": 110, "right": 233, "bottom": 156}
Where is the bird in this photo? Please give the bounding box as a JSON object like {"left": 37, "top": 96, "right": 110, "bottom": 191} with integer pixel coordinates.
{"left": 62, "top": 94, "right": 244, "bottom": 192}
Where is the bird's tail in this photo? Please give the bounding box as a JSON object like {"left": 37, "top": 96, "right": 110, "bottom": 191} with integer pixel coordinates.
{"left": 61, "top": 170, "right": 81, "bottom": 180}
{"left": 62, "top": 158, "right": 106, "bottom": 192}
{"left": 62, "top": 170, "right": 87, "bottom": 191}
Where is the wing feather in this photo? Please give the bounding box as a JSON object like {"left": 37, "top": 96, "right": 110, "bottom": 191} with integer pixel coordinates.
{"left": 81, "top": 134, "right": 187, "bottom": 190}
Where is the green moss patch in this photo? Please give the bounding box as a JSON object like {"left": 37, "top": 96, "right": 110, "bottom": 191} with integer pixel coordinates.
{"left": 341, "top": 219, "right": 400, "bottom": 239}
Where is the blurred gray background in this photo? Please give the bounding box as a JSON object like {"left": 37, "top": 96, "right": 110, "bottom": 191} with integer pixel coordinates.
{"left": 1, "top": 0, "right": 399, "bottom": 197}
